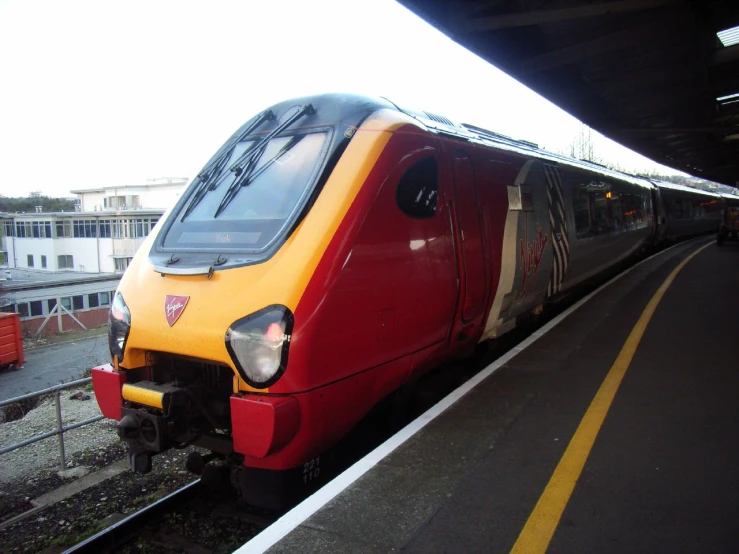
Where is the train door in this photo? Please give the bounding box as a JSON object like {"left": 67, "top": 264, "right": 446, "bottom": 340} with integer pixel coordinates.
{"left": 482, "top": 160, "right": 554, "bottom": 342}
{"left": 452, "top": 150, "right": 487, "bottom": 322}
{"left": 651, "top": 186, "right": 667, "bottom": 244}
{"left": 544, "top": 164, "right": 570, "bottom": 298}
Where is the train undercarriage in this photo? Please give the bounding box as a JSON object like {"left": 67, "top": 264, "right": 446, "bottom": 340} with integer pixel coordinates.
{"left": 91, "top": 355, "right": 318, "bottom": 510}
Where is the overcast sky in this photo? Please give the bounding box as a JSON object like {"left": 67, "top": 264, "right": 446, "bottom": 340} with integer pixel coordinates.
{"left": 0, "top": 0, "right": 680, "bottom": 198}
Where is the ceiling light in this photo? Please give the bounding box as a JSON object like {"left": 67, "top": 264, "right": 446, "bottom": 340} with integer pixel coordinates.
{"left": 717, "top": 25, "right": 739, "bottom": 47}
{"left": 717, "top": 92, "right": 739, "bottom": 103}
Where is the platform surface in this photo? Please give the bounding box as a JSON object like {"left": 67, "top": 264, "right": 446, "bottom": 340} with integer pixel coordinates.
{"left": 242, "top": 237, "right": 739, "bottom": 554}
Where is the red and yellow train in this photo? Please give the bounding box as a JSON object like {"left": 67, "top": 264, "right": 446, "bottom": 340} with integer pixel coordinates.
{"left": 91, "top": 94, "right": 721, "bottom": 508}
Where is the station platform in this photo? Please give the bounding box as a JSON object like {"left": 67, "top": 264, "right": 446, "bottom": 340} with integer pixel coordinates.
{"left": 239, "top": 236, "right": 739, "bottom": 554}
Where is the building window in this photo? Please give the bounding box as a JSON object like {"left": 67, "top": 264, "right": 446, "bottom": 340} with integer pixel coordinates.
{"left": 56, "top": 220, "right": 73, "bottom": 238}
{"left": 15, "top": 222, "right": 32, "bottom": 238}
{"left": 396, "top": 157, "right": 438, "bottom": 219}
{"left": 89, "top": 291, "right": 111, "bottom": 307}
{"left": 30, "top": 221, "right": 51, "bottom": 238}
{"left": 2, "top": 221, "right": 14, "bottom": 237}
{"left": 99, "top": 220, "right": 112, "bottom": 238}
{"left": 41, "top": 255, "right": 47, "bottom": 268}
{"left": 0, "top": 304, "right": 14, "bottom": 313}
{"left": 30, "top": 301, "right": 43, "bottom": 316}
{"left": 17, "top": 303, "right": 30, "bottom": 317}
{"left": 47, "top": 299, "right": 57, "bottom": 313}
{"left": 27, "top": 254, "right": 34, "bottom": 267}
{"left": 72, "top": 295, "right": 84, "bottom": 310}
{"left": 106, "top": 195, "right": 126, "bottom": 209}
{"left": 114, "top": 257, "right": 132, "bottom": 272}
{"left": 73, "top": 220, "right": 98, "bottom": 238}
{"left": 61, "top": 297, "right": 72, "bottom": 311}
{"left": 58, "top": 255, "right": 74, "bottom": 269}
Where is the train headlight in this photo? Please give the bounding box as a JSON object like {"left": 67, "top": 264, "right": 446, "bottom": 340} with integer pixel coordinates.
{"left": 109, "top": 292, "right": 131, "bottom": 362}
{"left": 226, "top": 305, "right": 294, "bottom": 388}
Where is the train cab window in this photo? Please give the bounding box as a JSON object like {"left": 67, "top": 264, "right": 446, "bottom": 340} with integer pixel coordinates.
{"left": 161, "top": 131, "right": 330, "bottom": 252}
{"left": 396, "top": 157, "right": 438, "bottom": 219}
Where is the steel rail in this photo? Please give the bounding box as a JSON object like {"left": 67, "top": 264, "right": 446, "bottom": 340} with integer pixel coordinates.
{"left": 62, "top": 479, "right": 202, "bottom": 554}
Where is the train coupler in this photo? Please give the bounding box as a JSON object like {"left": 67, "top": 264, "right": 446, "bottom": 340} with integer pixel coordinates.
{"left": 117, "top": 407, "right": 172, "bottom": 452}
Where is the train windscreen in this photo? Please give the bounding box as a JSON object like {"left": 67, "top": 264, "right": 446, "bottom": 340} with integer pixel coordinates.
{"left": 161, "top": 131, "right": 330, "bottom": 252}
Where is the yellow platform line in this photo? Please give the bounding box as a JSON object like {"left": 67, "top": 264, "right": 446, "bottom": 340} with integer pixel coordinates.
{"left": 510, "top": 241, "right": 711, "bottom": 554}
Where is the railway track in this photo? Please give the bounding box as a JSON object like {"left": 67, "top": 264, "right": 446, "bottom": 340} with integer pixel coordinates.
{"left": 63, "top": 479, "right": 202, "bottom": 553}
{"left": 62, "top": 477, "right": 276, "bottom": 553}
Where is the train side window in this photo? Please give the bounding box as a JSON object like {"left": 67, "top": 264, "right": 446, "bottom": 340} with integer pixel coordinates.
{"left": 610, "top": 192, "right": 623, "bottom": 230}
{"left": 573, "top": 185, "right": 592, "bottom": 237}
{"left": 396, "top": 157, "right": 438, "bottom": 219}
{"left": 590, "top": 189, "right": 614, "bottom": 234}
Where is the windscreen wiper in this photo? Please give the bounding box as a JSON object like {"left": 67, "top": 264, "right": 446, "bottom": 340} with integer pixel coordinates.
{"left": 212, "top": 104, "right": 315, "bottom": 218}
{"left": 181, "top": 109, "right": 275, "bottom": 220}
{"left": 213, "top": 134, "right": 306, "bottom": 218}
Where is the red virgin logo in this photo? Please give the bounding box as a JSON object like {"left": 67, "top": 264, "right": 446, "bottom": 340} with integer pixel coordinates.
{"left": 519, "top": 226, "right": 549, "bottom": 299}
{"left": 165, "top": 295, "right": 189, "bottom": 327}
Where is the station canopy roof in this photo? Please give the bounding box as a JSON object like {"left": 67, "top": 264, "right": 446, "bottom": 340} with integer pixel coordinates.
{"left": 397, "top": 0, "right": 739, "bottom": 187}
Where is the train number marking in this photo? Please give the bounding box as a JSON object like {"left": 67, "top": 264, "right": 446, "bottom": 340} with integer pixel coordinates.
{"left": 303, "top": 456, "right": 321, "bottom": 484}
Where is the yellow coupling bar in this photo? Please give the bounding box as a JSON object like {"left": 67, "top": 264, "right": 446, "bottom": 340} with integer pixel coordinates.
{"left": 121, "top": 383, "right": 165, "bottom": 410}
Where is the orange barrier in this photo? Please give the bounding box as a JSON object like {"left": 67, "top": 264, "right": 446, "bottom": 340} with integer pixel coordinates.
{"left": 0, "top": 312, "right": 25, "bottom": 370}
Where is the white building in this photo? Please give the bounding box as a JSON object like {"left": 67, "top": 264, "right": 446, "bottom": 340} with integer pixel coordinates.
{"left": 1, "top": 178, "right": 187, "bottom": 274}
{"left": 0, "top": 178, "right": 188, "bottom": 335}
{"left": 71, "top": 177, "right": 188, "bottom": 213}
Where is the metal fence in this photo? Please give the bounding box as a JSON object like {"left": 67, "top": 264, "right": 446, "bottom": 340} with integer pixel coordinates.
{"left": 0, "top": 378, "right": 104, "bottom": 470}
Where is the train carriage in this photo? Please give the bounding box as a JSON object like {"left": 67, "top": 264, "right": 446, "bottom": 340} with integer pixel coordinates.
{"left": 650, "top": 180, "right": 722, "bottom": 241}
{"left": 90, "top": 93, "right": 715, "bottom": 508}
{"left": 717, "top": 193, "right": 739, "bottom": 245}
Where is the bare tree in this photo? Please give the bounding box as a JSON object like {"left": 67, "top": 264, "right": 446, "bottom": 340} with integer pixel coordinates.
{"left": 561, "top": 124, "right": 601, "bottom": 164}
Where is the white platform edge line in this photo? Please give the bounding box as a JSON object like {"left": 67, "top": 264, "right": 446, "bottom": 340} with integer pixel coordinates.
{"left": 235, "top": 237, "right": 705, "bottom": 554}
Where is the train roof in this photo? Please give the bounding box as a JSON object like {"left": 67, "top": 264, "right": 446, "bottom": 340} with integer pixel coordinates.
{"left": 720, "top": 193, "right": 739, "bottom": 204}
{"left": 383, "top": 97, "right": 655, "bottom": 191}
{"left": 649, "top": 180, "right": 723, "bottom": 197}
{"left": 249, "top": 93, "right": 657, "bottom": 190}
